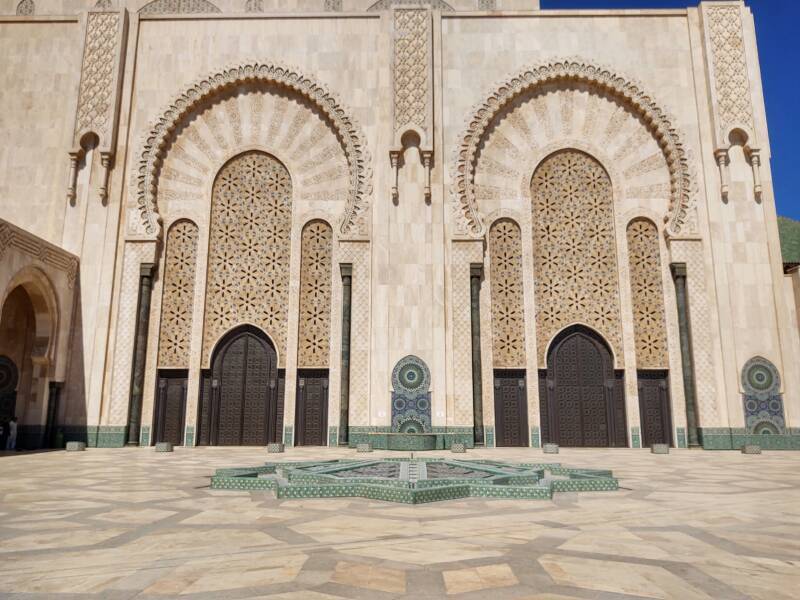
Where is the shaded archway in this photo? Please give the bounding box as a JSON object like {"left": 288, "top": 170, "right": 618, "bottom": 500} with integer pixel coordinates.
{"left": 199, "top": 325, "right": 283, "bottom": 446}
{"left": 540, "top": 325, "right": 627, "bottom": 448}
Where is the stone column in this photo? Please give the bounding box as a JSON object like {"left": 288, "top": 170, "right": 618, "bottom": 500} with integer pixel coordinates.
{"left": 671, "top": 263, "right": 700, "bottom": 447}
{"left": 470, "top": 264, "right": 484, "bottom": 445}
{"left": 127, "top": 263, "right": 155, "bottom": 445}
{"left": 338, "top": 264, "right": 352, "bottom": 445}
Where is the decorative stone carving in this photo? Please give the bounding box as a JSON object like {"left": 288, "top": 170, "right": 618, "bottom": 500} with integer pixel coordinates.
{"left": 452, "top": 59, "right": 696, "bottom": 238}
{"left": 626, "top": 219, "right": 668, "bottom": 369}
{"left": 478, "top": 0, "right": 496, "bottom": 10}
{"left": 706, "top": 5, "right": 755, "bottom": 138}
{"left": 157, "top": 220, "right": 198, "bottom": 368}
{"left": 531, "top": 150, "right": 623, "bottom": 366}
{"left": 338, "top": 242, "right": 370, "bottom": 426}
{"left": 324, "top": 0, "right": 342, "bottom": 10}
{"left": 139, "top": 0, "right": 221, "bottom": 13}
{"left": 488, "top": 219, "right": 526, "bottom": 368}
{"left": 202, "top": 152, "right": 292, "bottom": 366}
{"left": 245, "top": 0, "right": 263, "bottom": 11}
{"left": 368, "top": 0, "right": 453, "bottom": 11}
{"left": 15, "top": 0, "right": 34, "bottom": 15}
{"left": 741, "top": 357, "right": 785, "bottom": 434}
{"left": 298, "top": 220, "right": 333, "bottom": 369}
{"left": 394, "top": 9, "right": 429, "bottom": 133}
{"left": 0, "top": 220, "right": 79, "bottom": 288}
{"left": 135, "top": 61, "right": 371, "bottom": 238}
{"left": 94, "top": 0, "right": 113, "bottom": 7}
{"left": 391, "top": 356, "right": 432, "bottom": 433}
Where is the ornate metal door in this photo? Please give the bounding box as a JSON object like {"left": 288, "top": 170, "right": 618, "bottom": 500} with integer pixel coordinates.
{"left": 493, "top": 370, "right": 528, "bottom": 447}
{"left": 0, "top": 356, "right": 17, "bottom": 426}
{"left": 638, "top": 371, "right": 672, "bottom": 446}
{"left": 154, "top": 370, "right": 187, "bottom": 446}
{"left": 545, "top": 326, "right": 626, "bottom": 447}
{"left": 208, "top": 325, "right": 280, "bottom": 446}
{"left": 295, "top": 369, "right": 329, "bottom": 446}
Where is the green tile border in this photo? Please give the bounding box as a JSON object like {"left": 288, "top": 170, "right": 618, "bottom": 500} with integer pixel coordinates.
{"left": 676, "top": 427, "right": 687, "bottom": 449}
{"left": 699, "top": 427, "right": 800, "bottom": 450}
{"left": 184, "top": 425, "right": 194, "bottom": 447}
{"left": 631, "top": 426, "right": 641, "bottom": 449}
{"left": 140, "top": 426, "right": 151, "bottom": 447}
{"left": 283, "top": 426, "right": 294, "bottom": 447}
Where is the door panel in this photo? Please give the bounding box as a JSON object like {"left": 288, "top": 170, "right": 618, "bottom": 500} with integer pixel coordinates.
{"left": 546, "top": 326, "right": 626, "bottom": 447}
{"left": 155, "top": 370, "right": 187, "bottom": 446}
{"left": 493, "top": 370, "right": 528, "bottom": 447}
{"left": 295, "top": 369, "right": 329, "bottom": 446}
{"left": 638, "top": 370, "right": 672, "bottom": 447}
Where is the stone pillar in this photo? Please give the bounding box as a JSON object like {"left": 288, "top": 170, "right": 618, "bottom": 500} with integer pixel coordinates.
{"left": 671, "top": 263, "right": 700, "bottom": 447}
{"left": 127, "top": 263, "right": 155, "bottom": 445}
{"left": 470, "top": 264, "right": 484, "bottom": 445}
{"left": 338, "top": 264, "right": 352, "bottom": 445}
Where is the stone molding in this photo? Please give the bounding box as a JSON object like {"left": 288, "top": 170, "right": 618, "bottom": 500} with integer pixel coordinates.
{"left": 0, "top": 219, "right": 79, "bottom": 289}
{"left": 134, "top": 60, "right": 373, "bottom": 239}
{"left": 139, "top": 0, "right": 221, "bottom": 14}
{"left": 451, "top": 58, "right": 696, "bottom": 239}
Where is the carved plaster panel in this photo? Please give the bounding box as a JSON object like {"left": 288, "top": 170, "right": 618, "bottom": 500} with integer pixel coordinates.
{"left": 393, "top": 8, "right": 431, "bottom": 137}
{"left": 157, "top": 220, "right": 198, "bottom": 368}
{"left": 626, "top": 219, "right": 668, "bottom": 369}
{"left": 297, "top": 220, "right": 333, "bottom": 369}
{"left": 75, "top": 13, "right": 120, "bottom": 143}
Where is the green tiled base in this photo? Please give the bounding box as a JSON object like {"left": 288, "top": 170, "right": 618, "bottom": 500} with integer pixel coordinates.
{"left": 328, "top": 426, "right": 338, "bottom": 447}
{"left": 184, "top": 426, "right": 194, "bottom": 447}
{"left": 530, "top": 426, "right": 541, "bottom": 448}
{"left": 348, "top": 427, "right": 474, "bottom": 450}
{"left": 677, "top": 427, "right": 687, "bottom": 449}
{"left": 59, "top": 426, "right": 128, "bottom": 448}
{"left": 485, "top": 426, "right": 495, "bottom": 448}
{"left": 699, "top": 428, "right": 800, "bottom": 450}
{"left": 140, "top": 426, "right": 151, "bottom": 447}
{"left": 631, "top": 426, "right": 641, "bottom": 449}
{"left": 210, "top": 458, "right": 618, "bottom": 504}
{"left": 283, "top": 426, "right": 293, "bottom": 447}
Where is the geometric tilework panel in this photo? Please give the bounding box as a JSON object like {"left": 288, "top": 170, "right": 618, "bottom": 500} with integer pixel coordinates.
{"left": 531, "top": 149, "right": 623, "bottom": 366}
{"left": 489, "top": 219, "right": 526, "bottom": 368}
{"left": 706, "top": 5, "right": 754, "bottom": 137}
{"left": 298, "top": 220, "right": 333, "bottom": 369}
{"left": 626, "top": 219, "right": 668, "bottom": 369}
{"left": 158, "top": 220, "right": 198, "bottom": 368}
{"left": 202, "top": 151, "right": 292, "bottom": 366}
{"left": 741, "top": 356, "right": 785, "bottom": 435}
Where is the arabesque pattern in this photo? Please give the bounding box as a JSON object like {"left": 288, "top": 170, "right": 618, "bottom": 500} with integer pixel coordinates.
{"left": 489, "top": 220, "right": 526, "bottom": 368}
{"left": 394, "top": 9, "right": 429, "bottom": 132}
{"left": 202, "top": 151, "right": 292, "bottom": 365}
{"left": 298, "top": 221, "right": 333, "bottom": 368}
{"left": 626, "top": 219, "right": 668, "bottom": 369}
{"left": 157, "top": 220, "right": 198, "bottom": 368}
{"left": 75, "top": 13, "right": 119, "bottom": 139}
{"left": 531, "top": 150, "right": 622, "bottom": 366}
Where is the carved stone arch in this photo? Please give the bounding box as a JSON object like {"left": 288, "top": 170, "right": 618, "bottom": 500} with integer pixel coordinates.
{"left": 139, "top": 0, "right": 221, "bottom": 14}
{"left": 134, "top": 61, "right": 372, "bottom": 239}
{"left": 452, "top": 58, "right": 696, "bottom": 239}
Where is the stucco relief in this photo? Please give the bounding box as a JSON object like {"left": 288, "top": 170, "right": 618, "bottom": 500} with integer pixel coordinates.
{"left": 75, "top": 13, "right": 119, "bottom": 142}
{"left": 451, "top": 59, "right": 697, "bottom": 239}
{"left": 139, "top": 0, "right": 221, "bottom": 14}
{"left": 297, "top": 220, "right": 333, "bottom": 369}
{"left": 0, "top": 221, "right": 79, "bottom": 289}
{"left": 626, "top": 218, "right": 668, "bottom": 369}
{"left": 394, "top": 9, "right": 429, "bottom": 133}
{"left": 706, "top": 5, "right": 755, "bottom": 138}
{"left": 134, "top": 62, "right": 372, "bottom": 239}
{"left": 531, "top": 150, "right": 623, "bottom": 367}
{"left": 157, "top": 220, "right": 198, "bottom": 369}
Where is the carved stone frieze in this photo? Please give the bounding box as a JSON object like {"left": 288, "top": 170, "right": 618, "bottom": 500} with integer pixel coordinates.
{"left": 135, "top": 61, "right": 372, "bottom": 239}
{"left": 75, "top": 13, "right": 120, "bottom": 141}
{"left": 706, "top": 5, "right": 755, "bottom": 138}
{"left": 157, "top": 220, "right": 198, "bottom": 368}
{"left": 369, "top": 0, "right": 453, "bottom": 11}
{"left": 452, "top": 59, "right": 696, "bottom": 238}
{"left": 488, "top": 219, "right": 526, "bottom": 368}
{"left": 202, "top": 151, "right": 292, "bottom": 366}
{"left": 626, "top": 219, "right": 668, "bottom": 369}
{"left": 139, "top": 0, "right": 221, "bottom": 13}
{"left": 531, "top": 150, "right": 623, "bottom": 366}
{"left": 297, "top": 220, "right": 333, "bottom": 369}
{"left": 0, "top": 220, "right": 79, "bottom": 288}
{"left": 393, "top": 8, "right": 430, "bottom": 134}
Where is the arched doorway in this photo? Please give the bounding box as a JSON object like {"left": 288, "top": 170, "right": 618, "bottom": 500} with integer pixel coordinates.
{"left": 540, "top": 326, "right": 627, "bottom": 447}
{"left": 199, "top": 325, "right": 282, "bottom": 446}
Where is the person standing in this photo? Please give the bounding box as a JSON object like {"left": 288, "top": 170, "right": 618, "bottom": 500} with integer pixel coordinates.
{"left": 6, "top": 417, "right": 17, "bottom": 451}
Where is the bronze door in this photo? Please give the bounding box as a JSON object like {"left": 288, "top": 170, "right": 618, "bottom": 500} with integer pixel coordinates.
{"left": 295, "top": 369, "right": 329, "bottom": 446}
{"left": 545, "top": 326, "right": 626, "bottom": 447}
{"left": 638, "top": 371, "right": 672, "bottom": 446}
{"left": 493, "top": 370, "right": 528, "bottom": 447}
{"left": 154, "top": 370, "right": 187, "bottom": 446}
{"left": 208, "top": 325, "right": 281, "bottom": 446}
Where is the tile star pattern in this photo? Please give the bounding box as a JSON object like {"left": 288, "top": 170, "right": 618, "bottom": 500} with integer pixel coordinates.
{"left": 157, "top": 220, "right": 198, "bottom": 368}
{"left": 298, "top": 220, "right": 333, "bottom": 369}
{"left": 202, "top": 151, "right": 292, "bottom": 365}
{"left": 531, "top": 149, "right": 623, "bottom": 366}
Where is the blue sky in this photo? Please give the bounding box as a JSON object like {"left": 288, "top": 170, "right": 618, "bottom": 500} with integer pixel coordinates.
{"left": 541, "top": 0, "right": 799, "bottom": 220}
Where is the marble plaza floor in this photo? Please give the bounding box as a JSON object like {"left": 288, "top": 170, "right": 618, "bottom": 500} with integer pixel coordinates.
{"left": 0, "top": 447, "right": 798, "bottom": 600}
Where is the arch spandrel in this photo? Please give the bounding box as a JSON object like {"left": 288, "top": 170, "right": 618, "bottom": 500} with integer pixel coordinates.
{"left": 132, "top": 61, "right": 372, "bottom": 241}
{"left": 451, "top": 59, "right": 697, "bottom": 239}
